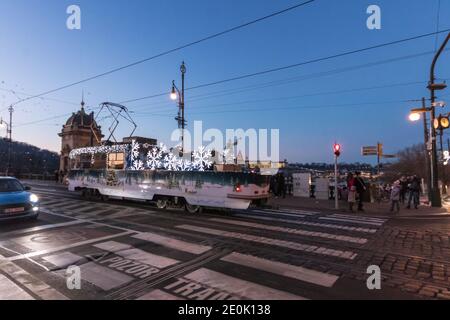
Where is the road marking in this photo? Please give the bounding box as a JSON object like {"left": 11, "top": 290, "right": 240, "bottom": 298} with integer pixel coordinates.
{"left": 7, "top": 231, "right": 134, "bottom": 262}
{"left": 133, "top": 232, "right": 212, "bottom": 255}
{"left": 263, "top": 208, "right": 319, "bottom": 215}
{"left": 209, "top": 218, "right": 367, "bottom": 244}
{"left": 0, "top": 274, "right": 34, "bottom": 300}
{"left": 330, "top": 214, "right": 386, "bottom": 223}
{"left": 319, "top": 217, "right": 384, "bottom": 227}
{"left": 221, "top": 252, "right": 338, "bottom": 288}
{"left": 279, "top": 208, "right": 320, "bottom": 214}
{"left": 182, "top": 268, "right": 306, "bottom": 300}
{"left": 176, "top": 225, "right": 357, "bottom": 260}
{"left": 247, "top": 209, "right": 305, "bottom": 218}
{"left": 43, "top": 252, "right": 84, "bottom": 268}
{"left": 94, "top": 241, "right": 179, "bottom": 268}
{"left": 0, "top": 220, "right": 86, "bottom": 239}
{"left": 78, "top": 262, "right": 134, "bottom": 291}
{"left": 137, "top": 289, "right": 185, "bottom": 300}
{"left": 0, "top": 260, "right": 68, "bottom": 299}
{"left": 233, "top": 213, "right": 377, "bottom": 233}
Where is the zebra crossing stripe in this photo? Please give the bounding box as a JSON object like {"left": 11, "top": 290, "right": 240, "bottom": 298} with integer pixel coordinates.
{"left": 0, "top": 260, "right": 68, "bottom": 299}
{"left": 133, "top": 232, "right": 212, "bottom": 255}
{"left": 319, "top": 217, "right": 383, "bottom": 227}
{"left": 43, "top": 252, "right": 83, "bottom": 268}
{"left": 0, "top": 274, "right": 34, "bottom": 300}
{"left": 267, "top": 208, "right": 319, "bottom": 215}
{"left": 247, "top": 209, "right": 305, "bottom": 218}
{"left": 79, "top": 262, "right": 134, "bottom": 291}
{"left": 209, "top": 218, "right": 368, "bottom": 244}
{"left": 0, "top": 220, "right": 86, "bottom": 239}
{"left": 94, "top": 241, "right": 179, "bottom": 268}
{"left": 7, "top": 231, "right": 134, "bottom": 262}
{"left": 330, "top": 214, "right": 386, "bottom": 223}
{"left": 137, "top": 289, "right": 184, "bottom": 300}
{"left": 176, "top": 224, "right": 357, "bottom": 260}
{"left": 221, "top": 252, "right": 338, "bottom": 288}
{"left": 181, "top": 268, "right": 306, "bottom": 300}
{"left": 233, "top": 213, "right": 377, "bottom": 233}
{"left": 43, "top": 251, "right": 134, "bottom": 291}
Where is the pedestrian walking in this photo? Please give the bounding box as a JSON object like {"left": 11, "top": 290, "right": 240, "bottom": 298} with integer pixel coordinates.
{"left": 390, "top": 180, "right": 401, "bottom": 213}
{"left": 54, "top": 170, "right": 59, "bottom": 183}
{"left": 277, "top": 172, "right": 286, "bottom": 199}
{"left": 354, "top": 171, "right": 367, "bottom": 212}
{"left": 347, "top": 173, "right": 356, "bottom": 212}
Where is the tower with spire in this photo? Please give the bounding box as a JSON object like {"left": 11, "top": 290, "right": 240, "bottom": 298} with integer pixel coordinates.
{"left": 58, "top": 96, "right": 103, "bottom": 172}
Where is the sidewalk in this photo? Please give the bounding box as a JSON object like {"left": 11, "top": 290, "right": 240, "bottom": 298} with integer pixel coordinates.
{"left": 268, "top": 195, "right": 450, "bottom": 218}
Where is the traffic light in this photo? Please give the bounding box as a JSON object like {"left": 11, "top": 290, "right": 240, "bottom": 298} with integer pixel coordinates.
{"left": 333, "top": 143, "right": 341, "bottom": 157}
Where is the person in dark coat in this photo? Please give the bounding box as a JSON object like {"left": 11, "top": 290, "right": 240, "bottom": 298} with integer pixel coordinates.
{"left": 277, "top": 173, "right": 286, "bottom": 198}
{"left": 354, "top": 171, "right": 367, "bottom": 212}
{"left": 406, "top": 175, "right": 421, "bottom": 209}
{"left": 399, "top": 176, "right": 408, "bottom": 204}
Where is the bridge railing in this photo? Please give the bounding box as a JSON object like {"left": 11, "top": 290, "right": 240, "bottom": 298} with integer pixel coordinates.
{"left": 0, "top": 172, "right": 55, "bottom": 181}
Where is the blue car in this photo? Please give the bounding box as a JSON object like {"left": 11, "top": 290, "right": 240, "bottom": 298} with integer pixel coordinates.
{"left": 0, "top": 177, "right": 39, "bottom": 221}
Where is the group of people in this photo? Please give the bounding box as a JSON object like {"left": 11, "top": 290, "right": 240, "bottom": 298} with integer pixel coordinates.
{"left": 54, "top": 170, "right": 67, "bottom": 184}
{"left": 346, "top": 171, "right": 367, "bottom": 212}
{"left": 269, "top": 172, "right": 293, "bottom": 198}
{"left": 389, "top": 175, "right": 421, "bottom": 213}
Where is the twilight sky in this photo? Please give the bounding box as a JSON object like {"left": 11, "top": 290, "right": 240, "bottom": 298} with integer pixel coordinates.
{"left": 0, "top": 0, "right": 449, "bottom": 164}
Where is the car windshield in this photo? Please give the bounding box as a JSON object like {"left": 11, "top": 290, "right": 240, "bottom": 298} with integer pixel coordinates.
{"left": 0, "top": 179, "right": 24, "bottom": 192}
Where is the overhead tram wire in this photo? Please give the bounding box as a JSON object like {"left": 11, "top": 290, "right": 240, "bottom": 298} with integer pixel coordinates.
{"left": 123, "top": 50, "right": 447, "bottom": 113}
{"left": 119, "top": 29, "right": 450, "bottom": 105}
{"left": 10, "top": 0, "right": 316, "bottom": 107}
{"left": 133, "top": 99, "right": 423, "bottom": 117}
{"left": 17, "top": 50, "right": 449, "bottom": 127}
{"left": 17, "top": 29, "right": 450, "bottom": 125}
{"left": 132, "top": 80, "right": 428, "bottom": 115}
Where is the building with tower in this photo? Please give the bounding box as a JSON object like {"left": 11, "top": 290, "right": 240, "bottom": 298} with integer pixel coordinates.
{"left": 58, "top": 99, "right": 103, "bottom": 172}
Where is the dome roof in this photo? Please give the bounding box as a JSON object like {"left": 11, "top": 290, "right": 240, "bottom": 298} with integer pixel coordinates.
{"left": 65, "top": 104, "right": 98, "bottom": 127}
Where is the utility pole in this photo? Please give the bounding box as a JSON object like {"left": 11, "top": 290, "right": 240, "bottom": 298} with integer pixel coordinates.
{"left": 181, "top": 62, "right": 186, "bottom": 155}
{"left": 7, "top": 105, "right": 13, "bottom": 176}
{"left": 422, "top": 97, "right": 432, "bottom": 203}
{"left": 171, "top": 62, "right": 186, "bottom": 155}
{"left": 428, "top": 32, "right": 450, "bottom": 207}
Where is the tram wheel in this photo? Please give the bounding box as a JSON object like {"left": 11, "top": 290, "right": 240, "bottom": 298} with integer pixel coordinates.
{"left": 185, "top": 203, "right": 202, "bottom": 214}
{"left": 156, "top": 199, "right": 168, "bottom": 209}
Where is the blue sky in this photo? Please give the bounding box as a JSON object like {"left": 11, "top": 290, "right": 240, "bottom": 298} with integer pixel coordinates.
{"left": 0, "top": 0, "right": 449, "bottom": 164}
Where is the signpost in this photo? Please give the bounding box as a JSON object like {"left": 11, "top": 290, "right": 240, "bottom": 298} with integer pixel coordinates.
{"left": 362, "top": 143, "right": 395, "bottom": 174}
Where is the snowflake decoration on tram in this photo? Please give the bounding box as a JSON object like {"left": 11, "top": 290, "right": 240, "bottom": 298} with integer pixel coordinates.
{"left": 193, "top": 146, "right": 213, "bottom": 171}
{"left": 177, "top": 159, "right": 193, "bottom": 171}
{"left": 164, "top": 152, "right": 179, "bottom": 171}
{"left": 146, "top": 147, "right": 163, "bottom": 170}
{"left": 130, "top": 140, "right": 145, "bottom": 170}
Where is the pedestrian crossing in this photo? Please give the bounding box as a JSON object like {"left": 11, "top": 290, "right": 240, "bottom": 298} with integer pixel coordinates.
{"left": 0, "top": 192, "right": 391, "bottom": 300}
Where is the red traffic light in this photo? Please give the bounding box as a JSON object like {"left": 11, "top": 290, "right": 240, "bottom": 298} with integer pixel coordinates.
{"left": 333, "top": 143, "right": 341, "bottom": 157}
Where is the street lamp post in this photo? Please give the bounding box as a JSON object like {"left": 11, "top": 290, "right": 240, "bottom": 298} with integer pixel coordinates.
{"left": 171, "top": 62, "right": 186, "bottom": 155}
{"left": 428, "top": 32, "right": 450, "bottom": 207}
{"left": 0, "top": 112, "right": 12, "bottom": 176}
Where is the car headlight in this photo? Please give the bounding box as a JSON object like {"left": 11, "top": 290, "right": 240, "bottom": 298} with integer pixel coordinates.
{"left": 30, "top": 194, "right": 39, "bottom": 203}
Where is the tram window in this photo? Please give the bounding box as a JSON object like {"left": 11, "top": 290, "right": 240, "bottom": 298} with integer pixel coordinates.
{"left": 108, "top": 152, "right": 125, "bottom": 169}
